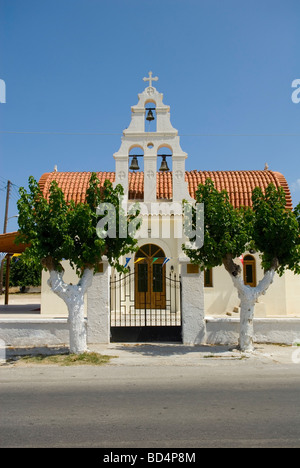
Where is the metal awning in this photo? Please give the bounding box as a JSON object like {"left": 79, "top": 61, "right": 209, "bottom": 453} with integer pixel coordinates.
{"left": 0, "top": 231, "right": 29, "bottom": 254}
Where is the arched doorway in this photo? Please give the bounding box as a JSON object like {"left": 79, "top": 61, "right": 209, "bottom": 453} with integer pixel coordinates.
{"left": 135, "top": 244, "right": 166, "bottom": 309}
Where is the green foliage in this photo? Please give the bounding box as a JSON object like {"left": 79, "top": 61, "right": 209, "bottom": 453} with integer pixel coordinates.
{"left": 17, "top": 176, "right": 69, "bottom": 272}
{"left": 9, "top": 255, "right": 42, "bottom": 287}
{"left": 251, "top": 185, "right": 300, "bottom": 275}
{"left": 183, "top": 179, "right": 251, "bottom": 270}
{"left": 294, "top": 203, "right": 300, "bottom": 228}
{"left": 16, "top": 173, "right": 140, "bottom": 275}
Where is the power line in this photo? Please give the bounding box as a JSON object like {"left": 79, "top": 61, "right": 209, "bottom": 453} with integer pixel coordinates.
{"left": 181, "top": 133, "right": 300, "bottom": 137}
{"left": 0, "top": 180, "right": 19, "bottom": 203}
{"left": 0, "top": 131, "right": 122, "bottom": 136}
{"left": 10, "top": 183, "right": 20, "bottom": 193}
{"left": 1, "top": 130, "right": 300, "bottom": 137}
{"left": 0, "top": 178, "right": 20, "bottom": 189}
{"left": 9, "top": 192, "right": 19, "bottom": 202}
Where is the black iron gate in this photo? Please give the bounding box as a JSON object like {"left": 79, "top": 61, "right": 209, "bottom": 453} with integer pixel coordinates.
{"left": 110, "top": 269, "right": 182, "bottom": 342}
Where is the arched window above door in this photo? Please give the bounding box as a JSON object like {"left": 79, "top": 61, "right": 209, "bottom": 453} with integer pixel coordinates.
{"left": 243, "top": 255, "right": 256, "bottom": 287}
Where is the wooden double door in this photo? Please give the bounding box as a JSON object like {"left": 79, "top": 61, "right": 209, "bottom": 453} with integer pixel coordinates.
{"left": 135, "top": 244, "right": 166, "bottom": 309}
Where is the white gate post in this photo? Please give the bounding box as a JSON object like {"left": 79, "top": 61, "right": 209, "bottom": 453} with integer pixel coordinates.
{"left": 179, "top": 258, "right": 206, "bottom": 345}
{"left": 87, "top": 257, "right": 111, "bottom": 344}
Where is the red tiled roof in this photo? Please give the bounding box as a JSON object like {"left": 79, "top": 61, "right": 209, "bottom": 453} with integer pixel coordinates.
{"left": 185, "top": 170, "right": 293, "bottom": 209}
{"left": 38, "top": 170, "right": 292, "bottom": 209}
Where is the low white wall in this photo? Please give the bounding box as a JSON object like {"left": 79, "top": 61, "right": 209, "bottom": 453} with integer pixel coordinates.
{"left": 1, "top": 317, "right": 300, "bottom": 348}
{"left": 206, "top": 317, "right": 240, "bottom": 345}
{"left": 206, "top": 317, "right": 300, "bottom": 346}
{"left": 0, "top": 319, "right": 70, "bottom": 347}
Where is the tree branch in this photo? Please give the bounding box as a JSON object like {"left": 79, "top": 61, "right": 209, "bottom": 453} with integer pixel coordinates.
{"left": 41, "top": 256, "right": 56, "bottom": 272}
{"left": 47, "top": 269, "right": 69, "bottom": 299}
{"left": 254, "top": 268, "right": 276, "bottom": 300}
{"left": 222, "top": 253, "right": 242, "bottom": 278}
{"left": 78, "top": 268, "right": 94, "bottom": 294}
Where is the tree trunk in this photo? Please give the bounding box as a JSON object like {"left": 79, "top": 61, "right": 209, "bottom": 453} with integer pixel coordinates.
{"left": 223, "top": 255, "right": 276, "bottom": 352}
{"left": 48, "top": 268, "right": 93, "bottom": 354}
{"left": 232, "top": 276, "right": 256, "bottom": 352}
{"left": 239, "top": 296, "right": 255, "bottom": 352}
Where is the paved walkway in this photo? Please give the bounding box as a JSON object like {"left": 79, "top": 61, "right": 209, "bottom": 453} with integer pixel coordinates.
{"left": 89, "top": 342, "right": 298, "bottom": 366}
{"left": 4, "top": 342, "right": 298, "bottom": 368}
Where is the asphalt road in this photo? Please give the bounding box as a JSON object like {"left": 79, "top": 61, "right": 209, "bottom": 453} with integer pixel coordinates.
{"left": 1, "top": 344, "right": 300, "bottom": 448}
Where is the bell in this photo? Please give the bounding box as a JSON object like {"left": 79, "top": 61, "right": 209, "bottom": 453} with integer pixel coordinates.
{"left": 159, "top": 155, "right": 170, "bottom": 172}
{"left": 146, "top": 109, "right": 155, "bottom": 122}
{"left": 129, "top": 156, "right": 140, "bottom": 171}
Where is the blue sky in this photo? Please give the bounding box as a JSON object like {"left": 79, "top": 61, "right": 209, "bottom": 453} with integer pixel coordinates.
{"left": 0, "top": 0, "right": 300, "bottom": 231}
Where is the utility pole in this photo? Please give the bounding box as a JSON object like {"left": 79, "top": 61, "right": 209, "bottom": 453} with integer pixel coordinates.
{"left": 3, "top": 180, "right": 11, "bottom": 234}
{"left": 4, "top": 254, "right": 11, "bottom": 305}
{"left": 0, "top": 180, "right": 11, "bottom": 297}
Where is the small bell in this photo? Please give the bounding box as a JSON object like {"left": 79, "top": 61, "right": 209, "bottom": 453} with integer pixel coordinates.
{"left": 129, "top": 156, "right": 140, "bottom": 171}
{"left": 146, "top": 109, "right": 155, "bottom": 122}
{"left": 159, "top": 155, "right": 170, "bottom": 172}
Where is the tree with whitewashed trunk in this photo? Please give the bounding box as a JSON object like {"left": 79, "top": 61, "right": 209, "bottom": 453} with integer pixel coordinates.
{"left": 16, "top": 174, "right": 140, "bottom": 354}
{"left": 183, "top": 179, "right": 300, "bottom": 352}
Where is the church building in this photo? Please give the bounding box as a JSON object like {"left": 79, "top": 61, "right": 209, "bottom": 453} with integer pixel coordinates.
{"left": 1, "top": 73, "right": 298, "bottom": 345}
{"left": 36, "top": 73, "right": 299, "bottom": 345}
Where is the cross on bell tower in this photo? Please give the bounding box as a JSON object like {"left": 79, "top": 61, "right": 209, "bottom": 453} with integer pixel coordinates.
{"left": 143, "top": 71, "right": 159, "bottom": 88}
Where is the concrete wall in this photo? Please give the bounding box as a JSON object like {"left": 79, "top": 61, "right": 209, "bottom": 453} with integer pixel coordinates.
{"left": 2, "top": 317, "right": 300, "bottom": 347}
{"left": 0, "top": 318, "right": 69, "bottom": 347}
{"left": 204, "top": 265, "right": 240, "bottom": 316}
{"left": 206, "top": 317, "right": 300, "bottom": 346}
{"left": 285, "top": 270, "right": 300, "bottom": 316}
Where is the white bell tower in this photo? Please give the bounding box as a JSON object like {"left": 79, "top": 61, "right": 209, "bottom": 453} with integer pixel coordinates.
{"left": 113, "top": 72, "right": 191, "bottom": 203}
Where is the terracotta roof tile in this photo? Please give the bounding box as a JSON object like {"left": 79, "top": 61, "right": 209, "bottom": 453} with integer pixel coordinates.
{"left": 38, "top": 170, "right": 293, "bottom": 209}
